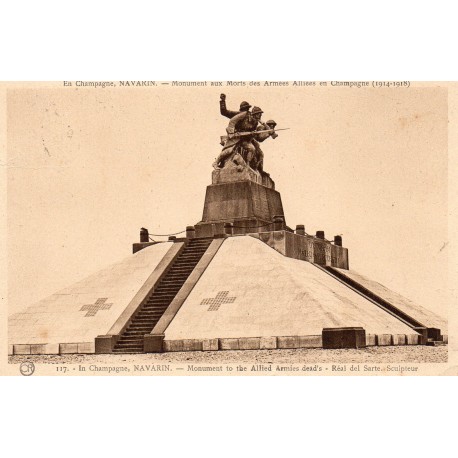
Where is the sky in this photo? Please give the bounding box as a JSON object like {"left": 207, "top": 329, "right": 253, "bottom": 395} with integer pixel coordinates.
{"left": 6, "top": 82, "right": 449, "bottom": 318}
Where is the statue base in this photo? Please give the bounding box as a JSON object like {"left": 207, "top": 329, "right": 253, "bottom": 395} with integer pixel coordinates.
{"left": 195, "top": 177, "right": 285, "bottom": 238}
{"left": 212, "top": 160, "right": 275, "bottom": 190}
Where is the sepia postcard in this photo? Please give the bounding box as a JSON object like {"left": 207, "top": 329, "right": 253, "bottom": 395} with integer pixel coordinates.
{"left": 1, "top": 81, "right": 456, "bottom": 376}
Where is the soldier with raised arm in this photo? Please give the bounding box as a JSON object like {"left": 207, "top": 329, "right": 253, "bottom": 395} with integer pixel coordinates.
{"left": 219, "top": 93, "right": 251, "bottom": 119}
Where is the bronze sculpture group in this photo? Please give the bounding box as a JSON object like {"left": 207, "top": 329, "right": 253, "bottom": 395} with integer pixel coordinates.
{"left": 214, "top": 94, "right": 280, "bottom": 175}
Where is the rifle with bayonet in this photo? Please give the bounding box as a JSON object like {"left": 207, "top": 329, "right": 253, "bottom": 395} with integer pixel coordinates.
{"left": 220, "top": 127, "right": 290, "bottom": 145}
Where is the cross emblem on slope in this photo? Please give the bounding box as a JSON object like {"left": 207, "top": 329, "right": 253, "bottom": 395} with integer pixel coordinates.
{"left": 80, "top": 298, "right": 113, "bottom": 317}
{"left": 200, "top": 291, "right": 236, "bottom": 311}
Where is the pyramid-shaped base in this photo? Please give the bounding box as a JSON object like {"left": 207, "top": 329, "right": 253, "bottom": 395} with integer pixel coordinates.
{"left": 8, "top": 235, "right": 447, "bottom": 355}
{"left": 161, "top": 236, "right": 446, "bottom": 351}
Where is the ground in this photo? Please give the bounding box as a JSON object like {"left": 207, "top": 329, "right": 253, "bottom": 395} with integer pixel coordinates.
{"left": 9, "top": 345, "right": 447, "bottom": 366}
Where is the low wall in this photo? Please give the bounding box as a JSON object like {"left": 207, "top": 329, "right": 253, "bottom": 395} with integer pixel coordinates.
{"left": 250, "top": 231, "right": 349, "bottom": 269}
{"left": 162, "top": 333, "right": 425, "bottom": 352}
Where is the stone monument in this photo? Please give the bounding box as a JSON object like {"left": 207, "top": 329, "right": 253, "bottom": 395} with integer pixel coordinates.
{"left": 8, "top": 94, "right": 447, "bottom": 356}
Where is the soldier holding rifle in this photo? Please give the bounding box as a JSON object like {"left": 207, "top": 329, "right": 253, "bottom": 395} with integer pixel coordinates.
{"left": 215, "top": 94, "right": 286, "bottom": 172}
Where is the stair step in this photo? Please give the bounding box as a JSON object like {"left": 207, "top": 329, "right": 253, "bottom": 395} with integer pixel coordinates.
{"left": 162, "top": 277, "right": 189, "bottom": 281}
{"left": 134, "top": 315, "right": 162, "bottom": 320}
{"left": 167, "top": 268, "right": 194, "bottom": 273}
{"left": 165, "top": 270, "right": 191, "bottom": 275}
{"left": 129, "top": 327, "right": 156, "bottom": 331}
{"left": 143, "top": 304, "right": 169, "bottom": 308}
{"left": 134, "top": 312, "right": 162, "bottom": 318}
{"left": 150, "top": 292, "right": 179, "bottom": 298}
{"left": 132, "top": 314, "right": 161, "bottom": 318}
{"left": 152, "top": 292, "right": 180, "bottom": 297}
{"left": 167, "top": 267, "right": 195, "bottom": 271}
{"left": 155, "top": 286, "right": 182, "bottom": 290}
{"left": 114, "top": 343, "right": 143, "bottom": 349}
{"left": 174, "top": 256, "right": 202, "bottom": 260}
{"left": 118, "top": 339, "right": 143, "bottom": 344}
{"left": 131, "top": 318, "right": 158, "bottom": 323}
{"left": 126, "top": 326, "right": 154, "bottom": 331}
{"left": 131, "top": 320, "right": 158, "bottom": 324}
{"left": 426, "top": 341, "right": 447, "bottom": 346}
{"left": 135, "top": 312, "right": 164, "bottom": 318}
{"left": 177, "top": 255, "right": 203, "bottom": 259}
{"left": 113, "top": 348, "right": 143, "bottom": 353}
{"left": 140, "top": 308, "right": 168, "bottom": 312}
{"left": 152, "top": 284, "right": 182, "bottom": 289}
{"left": 128, "top": 321, "right": 155, "bottom": 325}
{"left": 112, "top": 349, "right": 143, "bottom": 354}
{"left": 145, "top": 303, "right": 170, "bottom": 308}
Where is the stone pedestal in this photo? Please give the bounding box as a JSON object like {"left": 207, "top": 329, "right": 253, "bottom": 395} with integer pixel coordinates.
{"left": 195, "top": 177, "right": 285, "bottom": 238}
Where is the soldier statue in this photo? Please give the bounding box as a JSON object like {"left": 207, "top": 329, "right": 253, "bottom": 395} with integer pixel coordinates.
{"left": 214, "top": 94, "right": 279, "bottom": 173}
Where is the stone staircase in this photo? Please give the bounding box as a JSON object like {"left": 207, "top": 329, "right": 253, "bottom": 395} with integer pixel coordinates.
{"left": 112, "top": 237, "right": 213, "bottom": 353}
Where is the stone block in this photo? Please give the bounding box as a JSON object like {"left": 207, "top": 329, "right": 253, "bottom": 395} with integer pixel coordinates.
{"left": 392, "top": 334, "right": 406, "bottom": 346}
{"left": 13, "top": 345, "right": 31, "bottom": 355}
{"left": 219, "top": 338, "right": 240, "bottom": 350}
{"left": 182, "top": 339, "right": 202, "bottom": 351}
{"left": 194, "top": 223, "right": 215, "bottom": 239}
{"left": 78, "top": 342, "right": 95, "bottom": 354}
{"left": 313, "top": 241, "right": 327, "bottom": 265}
{"left": 31, "top": 344, "right": 48, "bottom": 355}
{"left": 238, "top": 337, "right": 260, "bottom": 350}
{"left": 322, "top": 327, "right": 366, "bottom": 349}
{"left": 366, "top": 334, "right": 377, "bottom": 346}
{"left": 277, "top": 336, "right": 300, "bottom": 349}
{"left": 8, "top": 345, "right": 13, "bottom": 355}
{"left": 413, "top": 327, "right": 428, "bottom": 344}
{"left": 163, "top": 340, "right": 184, "bottom": 352}
{"left": 442, "top": 335, "right": 448, "bottom": 344}
{"left": 260, "top": 336, "right": 277, "bottom": 350}
{"left": 427, "top": 328, "right": 442, "bottom": 341}
{"left": 406, "top": 334, "right": 420, "bottom": 345}
{"left": 45, "top": 343, "right": 60, "bottom": 354}
{"left": 299, "top": 335, "right": 322, "bottom": 348}
{"left": 95, "top": 335, "right": 117, "bottom": 354}
{"left": 59, "top": 343, "right": 78, "bottom": 354}
{"left": 202, "top": 339, "right": 218, "bottom": 351}
{"left": 377, "top": 334, "right": 392, "bottom": 346}
{"left": 144, "top": 334, "right": 164, "bottom": 353}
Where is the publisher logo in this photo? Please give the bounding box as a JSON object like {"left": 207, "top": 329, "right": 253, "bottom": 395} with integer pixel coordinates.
{"left": 19, "top": 361, "right": 35, "bottom": 376}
